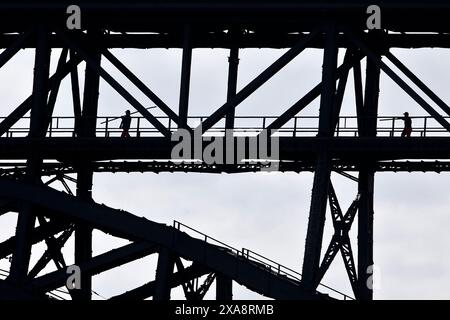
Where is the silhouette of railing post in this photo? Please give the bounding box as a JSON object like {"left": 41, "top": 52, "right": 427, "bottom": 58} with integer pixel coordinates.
{"left": 105, "top": 117, "right": 109, "bottom": 137}
{"left": 136, "top": 117, "right": 141, "bottom": 137}
{"left": 391, "top": 118, "right": 395, "bottom": 137}
{"left": 424, "top": 117, "right": 428, "bottom": 137}
{"left": 48, "top": 118, "right": 52, "bottom": 137}
{"left": 294, "top": 117, "right": 298, "bottom": 137}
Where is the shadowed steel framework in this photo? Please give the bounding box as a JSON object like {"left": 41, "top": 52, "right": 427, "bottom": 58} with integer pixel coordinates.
{"left": 1, "top": 0, "right": 450, "bottom": 300}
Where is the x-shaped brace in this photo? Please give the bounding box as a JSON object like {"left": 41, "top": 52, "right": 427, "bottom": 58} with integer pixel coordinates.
{"left": 175, "top": 257, "right": 215, "bottom": 301}
{"left": 315, "top": 182, "right": 360, "bottom": 296}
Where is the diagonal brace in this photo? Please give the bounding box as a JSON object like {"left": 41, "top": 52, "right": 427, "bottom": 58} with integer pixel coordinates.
{"left": 315, "top": 182, "right": 359, "bottom": 296}
{"left": 344, "top": 28, "right": 450, "bottom": 132}
{"left": 55, "top": 29, "right": 171, "bottom": 138}
{"left": 198, "top": 29, "right": 320, "bottom": 134}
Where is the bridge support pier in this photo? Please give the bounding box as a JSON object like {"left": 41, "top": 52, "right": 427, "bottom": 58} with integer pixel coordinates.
{"left": 216, "top": 273, "right": 233, "bottom": 300}
{"left": 154, "top": 248, "right": 175, "bottom": 300}
{"left": 9, "top": 26, "right": 50, "bottom": 283}
{"left": 358, "top": 165, "right": 375, "bottom": 300}
{"left": 73, "top": 30, "right": 102, "bottom": 301}
{"left": 357, "top": 34, "right": 380, "bottom": 300}
{"left": 302, "top": 23, "right": 337, "bottom": 291}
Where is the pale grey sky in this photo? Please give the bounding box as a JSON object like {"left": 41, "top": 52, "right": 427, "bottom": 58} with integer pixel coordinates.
{"left": 1, "top": 45, "right": 450, "bottom": 299}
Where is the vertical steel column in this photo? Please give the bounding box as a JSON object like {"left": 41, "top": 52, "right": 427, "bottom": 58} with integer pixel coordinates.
{"left": 9, "top": 26, "right": 50, "bottom": 283}
{"left": 225, "top": 31, "right": 240, "bottom": 129}
{"left": 154, "top": 248, "right": 175, "bottom": 300}
{"left": 73, "top": 30, "right": 102, "bottom": 301}
{"left": 178, "top": 25, "right": 192, "bottom": 128}
{"left": 317, "top": 25, "right": 338, "bottom": 138}
{"left": 216, "top": 273, "right": 233, "bottom": 300}
{"left": 358, "top": 33, "right": 380, "bottom": 300}
{"left": 74, "top": 163, "right": 94, "bottom": 300}
{"left": 358, "top": 165, "right": 375, "bottom": 300}
{"left": 70, "top": 50, "right": 82, "bottom": 137}
{"left": 302, "top": 24, "right": 337, "bottom": 290}
{"left": 353, "top": 60, "right": 364, "bottom": 137}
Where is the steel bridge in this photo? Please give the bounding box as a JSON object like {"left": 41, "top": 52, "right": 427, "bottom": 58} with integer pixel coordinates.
{"left": 1, "top": 0, "right": 450, "bottom": 300}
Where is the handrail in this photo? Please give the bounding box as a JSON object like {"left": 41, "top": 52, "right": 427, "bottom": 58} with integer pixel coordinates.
{"left": 173, "top": 220, "right": 354, "bottom": 300}
{"left": 173, "top": 220, "right": 241, "bottom": 257}
{"left": 0, "top": 115, "right": 448, "bottom": 138}
{"left": 0, "top": 268, "right": 9, "bottom": 277}
{"left": 1, "top": 223, "right": 353, "bottom": 300}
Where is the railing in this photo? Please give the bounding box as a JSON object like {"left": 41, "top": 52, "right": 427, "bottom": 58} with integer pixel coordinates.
{"left": 0, "top": 115, "right": 448, "bottom": 138}
{"left": 173, "top": 220, "right": 354, "bottom": 300}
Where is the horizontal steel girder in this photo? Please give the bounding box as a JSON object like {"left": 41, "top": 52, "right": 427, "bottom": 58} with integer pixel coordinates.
{"left": 0, "top": 137, "right": 450, "bottom": 161}
{"left": 2, "top": 33, "right": 450, "bottom": 49}
{"left": 1, "top": 2, "right": 450, "bottom": 33}
{"left": 3, "top": 160, "right": 450, "bottom": 175}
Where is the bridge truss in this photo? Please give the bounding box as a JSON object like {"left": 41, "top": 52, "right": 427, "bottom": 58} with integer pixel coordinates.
{"left": 1, "top": 1, "right": 450, "bottom": 300}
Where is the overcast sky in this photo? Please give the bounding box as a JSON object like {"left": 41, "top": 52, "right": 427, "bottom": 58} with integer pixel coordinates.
{"left": 1, "top": 42, "right": 450, "bottom": 300}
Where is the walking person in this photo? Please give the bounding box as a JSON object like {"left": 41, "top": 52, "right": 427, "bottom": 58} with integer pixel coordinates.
{"left": 398, "top": 112, "right": 412, "bottom": 137}
{"left": 120, "top": 110, "right": 132, "bottom": 137}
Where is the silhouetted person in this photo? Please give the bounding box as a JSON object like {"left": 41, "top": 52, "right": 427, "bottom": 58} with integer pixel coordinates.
{"left": 120, "top": 110, "right": 131, "bottom": 138}
{"left": 398, "top": 112, "right": 412, "bottom": 137}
